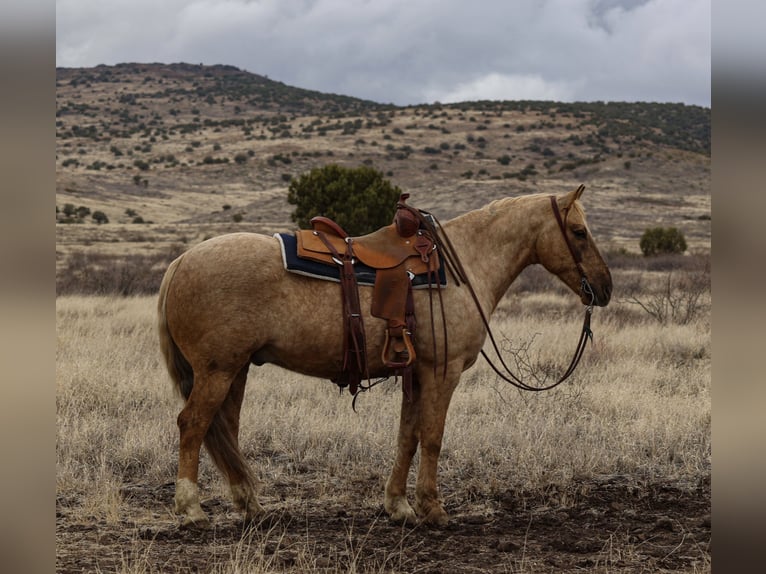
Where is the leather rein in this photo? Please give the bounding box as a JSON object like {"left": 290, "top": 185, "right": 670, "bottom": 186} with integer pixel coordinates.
{"left": 412, "top": 191, "right": 595, "bottom": 392}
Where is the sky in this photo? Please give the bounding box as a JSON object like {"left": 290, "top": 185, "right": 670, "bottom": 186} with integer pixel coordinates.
{"left": 56, "top": 0, "right": 711, "bottom": 107}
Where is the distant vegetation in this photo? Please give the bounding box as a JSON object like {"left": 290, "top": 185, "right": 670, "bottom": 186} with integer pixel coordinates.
{"left": 640, "top": 227, "right": 688, "bottom": 256}
{"left": 55, "top": 63, "right": 710, "bottom": 156}
{"left": 287, "top": 164, "right": 402, "bottom": 236}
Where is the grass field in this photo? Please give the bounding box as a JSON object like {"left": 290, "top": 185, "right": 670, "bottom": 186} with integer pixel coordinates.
{"left": 55, "top": 258, "right": 710, "bottom": 573}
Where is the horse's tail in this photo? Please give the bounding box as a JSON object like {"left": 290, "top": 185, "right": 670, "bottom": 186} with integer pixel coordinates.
{"left": 158, "top": 254, "right": 257, "bottom": 492}
{"left": 158, "top": 254, "right": 194, "bottom": 400}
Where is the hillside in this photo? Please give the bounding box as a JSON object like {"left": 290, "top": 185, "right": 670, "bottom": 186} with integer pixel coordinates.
{"left": 55, "top": 63, "right": 710, "bottom": 281}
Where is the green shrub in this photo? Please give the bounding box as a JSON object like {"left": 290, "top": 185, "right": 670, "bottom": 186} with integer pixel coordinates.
{"left": 92, "top": 211, "right": 109, "bottom": 224}
{"left": 287, "top": 164, "right": 402, "bottom": 236}
{"left": 640, "top": 227, "right": 687, "bottom": 256}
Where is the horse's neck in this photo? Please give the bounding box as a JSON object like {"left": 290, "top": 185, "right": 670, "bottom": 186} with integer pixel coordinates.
{"left": 442, "top": 196, "right": 540, "bottom": 313}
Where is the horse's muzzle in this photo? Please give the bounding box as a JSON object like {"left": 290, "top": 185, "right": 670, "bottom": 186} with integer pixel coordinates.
{"left": 581, "top": 276, "right": 612, "bottom": 307}
{"left": 596, "top": 283, "right": 612, "bottom": 306}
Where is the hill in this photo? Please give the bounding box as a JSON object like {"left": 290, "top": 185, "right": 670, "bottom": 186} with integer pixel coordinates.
{"left": 55, "top": 63, "right": 710, "bottom": 286}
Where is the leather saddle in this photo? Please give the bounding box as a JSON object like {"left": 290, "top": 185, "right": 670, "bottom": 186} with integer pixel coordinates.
{"left": 294, "top": 194, "right": 440, "bottom": 394}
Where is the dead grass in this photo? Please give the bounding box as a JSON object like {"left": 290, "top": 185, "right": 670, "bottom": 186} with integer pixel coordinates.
{"left": 56, "top": 276, "right": 710, "bottom": 571}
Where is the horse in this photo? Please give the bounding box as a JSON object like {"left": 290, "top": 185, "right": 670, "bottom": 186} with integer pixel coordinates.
{"left": 157, "top": 186, "right": 612, "bottom": 528}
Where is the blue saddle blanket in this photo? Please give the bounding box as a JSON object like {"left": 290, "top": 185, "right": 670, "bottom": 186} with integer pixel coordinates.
{"left": 275, "top": 233, "right": 446, "bottom": 287}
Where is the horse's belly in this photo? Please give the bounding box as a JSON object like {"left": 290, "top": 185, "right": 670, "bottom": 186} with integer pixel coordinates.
{"left": 253, "top": 313, "right": 391, "bottom": 379}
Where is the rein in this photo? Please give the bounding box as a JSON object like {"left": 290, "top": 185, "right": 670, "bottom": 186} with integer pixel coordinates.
{"left": 413, "top": 191, "right": 595, "bottom": 392}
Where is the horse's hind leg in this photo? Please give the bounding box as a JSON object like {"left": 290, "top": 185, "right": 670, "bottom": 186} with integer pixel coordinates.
{"left": 384, "top": 380, "right": 420, "bottom": 524}
{"left": 218, "top": 365, "right": 264, "bottom": 522}
{"left": 174, "top": 369, "right": 236, "bottom": 528}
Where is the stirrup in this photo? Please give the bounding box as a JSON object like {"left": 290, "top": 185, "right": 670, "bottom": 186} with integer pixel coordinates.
{"left": 382, "top": 327, "right": 416, "bottom": 369}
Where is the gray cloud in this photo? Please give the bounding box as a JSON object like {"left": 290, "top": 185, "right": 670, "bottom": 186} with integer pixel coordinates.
{"left": 56, "top": 0, "right": 710, "bottom": 106}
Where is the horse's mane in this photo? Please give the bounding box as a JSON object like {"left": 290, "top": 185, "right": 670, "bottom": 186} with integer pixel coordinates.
{"left": 445, "top": 192, "right": 587, "bottom": 230}
{"left": 486, "top": 192, "right": 588, "bottom": 218}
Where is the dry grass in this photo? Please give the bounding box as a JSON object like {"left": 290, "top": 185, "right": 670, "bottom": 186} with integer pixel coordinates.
{"left": 56, "top": 271, "right": 710, "bottom": 571}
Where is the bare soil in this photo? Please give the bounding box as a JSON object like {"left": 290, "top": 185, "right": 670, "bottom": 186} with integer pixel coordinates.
{"left": 56, "top": 474, "right": 710, "bottom": 573}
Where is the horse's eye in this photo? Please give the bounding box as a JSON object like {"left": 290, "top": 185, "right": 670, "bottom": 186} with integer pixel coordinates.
{"left": 572, "top": 227, "right": 587, "bottom": 239}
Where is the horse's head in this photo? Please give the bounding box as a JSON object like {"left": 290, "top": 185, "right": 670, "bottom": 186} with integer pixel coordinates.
{"left": 536, "top": 186, "right": 612, "bottom": 306}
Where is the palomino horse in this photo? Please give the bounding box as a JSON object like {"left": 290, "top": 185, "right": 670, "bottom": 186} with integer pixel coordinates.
{"left": 158, "top": 186, "right": 612, "bottom": 528}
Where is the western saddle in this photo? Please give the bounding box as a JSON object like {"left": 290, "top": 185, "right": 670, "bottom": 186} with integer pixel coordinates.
{"left": 294, "top": 194, "right": 441, "bottom": 397}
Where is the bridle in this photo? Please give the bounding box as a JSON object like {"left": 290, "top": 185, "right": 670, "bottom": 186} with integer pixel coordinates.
{"left": 416, "top": 190, "right": 596, "bottom": 392}
{"left": 548, "top": 191, "right": 596, "bottom": 304}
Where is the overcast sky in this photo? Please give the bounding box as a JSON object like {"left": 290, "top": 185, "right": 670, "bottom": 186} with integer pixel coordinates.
{"left": 56, "top": 0, "right": 710, "bottom": 107}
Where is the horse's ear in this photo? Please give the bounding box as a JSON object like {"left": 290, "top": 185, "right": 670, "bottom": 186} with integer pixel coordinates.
{"left": 558, "top": 184, "right": 586, "bottom": 209}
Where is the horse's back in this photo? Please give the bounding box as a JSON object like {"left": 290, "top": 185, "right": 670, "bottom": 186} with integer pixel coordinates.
{"left": 174, "top": 232, "right": 282, "bottom": 280}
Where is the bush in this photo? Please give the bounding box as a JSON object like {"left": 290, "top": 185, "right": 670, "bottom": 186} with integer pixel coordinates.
{"left": 92, "top": 211, "right": 109, "bottom": 224}
{"left": 626, "top": 268, "right": 709, "bottom": 325}
{"left": 639, "top": 227, "right": 687, "bottom": 256}
{"left": 287, "top": 164, "right": 402, "bottom": 236}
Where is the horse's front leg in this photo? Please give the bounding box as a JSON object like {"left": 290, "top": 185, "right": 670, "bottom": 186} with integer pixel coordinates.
{"left": 384, "top": 376, "right": 421, "bottom": 524}
{"left": 414, "top": 363, "right": 461, "bottom": 527}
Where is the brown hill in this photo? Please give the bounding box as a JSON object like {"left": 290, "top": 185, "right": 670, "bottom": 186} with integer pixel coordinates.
{"left": 56, "top": 63, "right": 710, "bottom": 278}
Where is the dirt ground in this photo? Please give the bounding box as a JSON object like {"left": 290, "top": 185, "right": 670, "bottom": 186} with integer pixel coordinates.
{"left": 56, "top": 473, "right": 710, "bottom": 573}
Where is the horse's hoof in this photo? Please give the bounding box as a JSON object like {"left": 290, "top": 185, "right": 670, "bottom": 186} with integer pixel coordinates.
{"left": 179, "top": 514, "right": 211, "bottom": 530}
{"left": 385, "top": 496, "right": 418, "bottom": 525}
{"left": 178, "top": 506, "right": 211, "bottom": 530}
{"left": 389, "top": 507, "right": 418, "bottom": 526}
{"left": 419, "top": 506, "right": 449, "bottom": 528}
{"left": 241, "top": 502, "right": 266, "bottom": 526}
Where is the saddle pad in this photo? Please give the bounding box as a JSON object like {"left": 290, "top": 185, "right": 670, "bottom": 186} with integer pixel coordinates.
{"left": 275, "top": 233, "right": 446, "bottom": 287}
